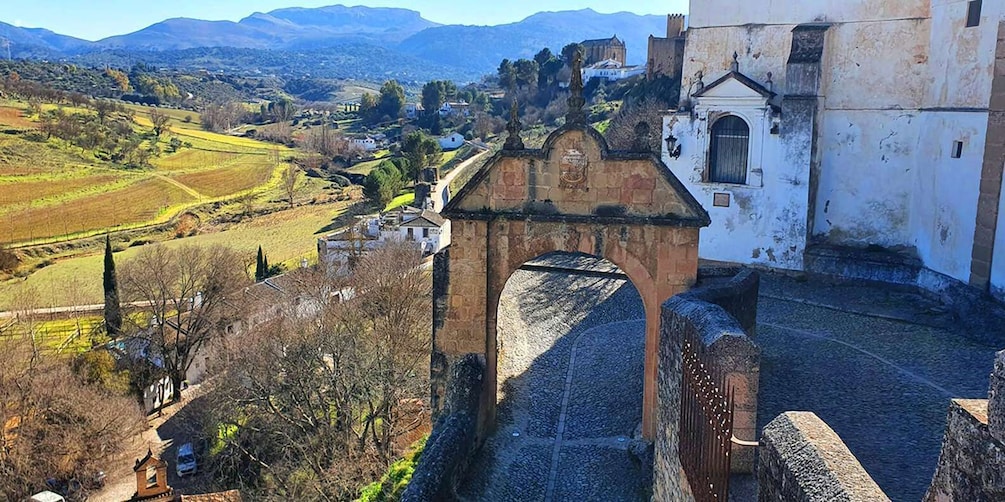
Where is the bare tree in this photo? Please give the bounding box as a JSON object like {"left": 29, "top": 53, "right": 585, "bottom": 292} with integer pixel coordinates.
{"left": 281, "top": 164, "right": 303, "bottom": 209}
{"left": 202, "top": 242, "right": 431, "bottom": 499}
{"left": 148, "top": 109, "right": 171, "bottom": 137}
{"left": 119, "top": 244, "right": 250, "bottom": 399}
{"left": 0, "top": 334, "right": 143, "bottom": 501}
{"left": 604, "top": 97, "right": 670, "bottom": 153}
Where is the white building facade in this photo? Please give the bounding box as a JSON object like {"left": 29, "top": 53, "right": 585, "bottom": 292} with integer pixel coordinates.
{"left": 662, "top": 0, "right": 1005, "bottom": 301}
{"left": 582, "top": 59, "right": 647, "bottom": 82}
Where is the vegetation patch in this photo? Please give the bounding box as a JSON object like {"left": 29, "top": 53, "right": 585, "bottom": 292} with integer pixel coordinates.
{"left": 357, "top": 435, "right": 428, "bottom": 502}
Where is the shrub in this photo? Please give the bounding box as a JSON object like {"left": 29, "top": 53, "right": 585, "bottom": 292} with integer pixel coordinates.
{"left": 357, "top": 435, "right": 428, "bottom": 502}
{"left": 0, "top": 246, "right": 19, "bottom": 273}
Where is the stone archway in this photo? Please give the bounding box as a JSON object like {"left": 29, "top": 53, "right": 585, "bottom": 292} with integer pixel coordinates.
{"left": 433, "top": 102, "right": 709, "bottom": 440}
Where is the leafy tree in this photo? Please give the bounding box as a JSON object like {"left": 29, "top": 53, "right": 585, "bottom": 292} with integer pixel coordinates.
{"left": 421, "top": 80, "right": 457, "bottom": 115}
{"left": 514, "top": 59, "right": 540, "bottom": 90}
{"left": 376, "top": 80, "right": 406, "bottom": 122}
{"left": 363, "top": 163, "right": 405, "bottom": 206}
{"left": 561, "top": 42, "right": 585, "bottom": 66}
{"left": 103, "top": 235, "right": 122, "bottom": 337}
{"left": 498, "top": 59, "right": 517, "bottom": 90}
{"left": 401, "top": 131, "right": 443, "bottom": 183}
{"left": 256, "top": 246, "right": 265, "bottom": 281}
{"left": 268, "top": 97, "right": 297, "bottom": 122}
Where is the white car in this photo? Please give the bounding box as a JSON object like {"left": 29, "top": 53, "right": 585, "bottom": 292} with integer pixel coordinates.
{"left": 176, "top": 443, "right": 197, "bottom": 477}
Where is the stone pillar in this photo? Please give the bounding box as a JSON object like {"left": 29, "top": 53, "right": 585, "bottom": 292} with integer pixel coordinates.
{"left": 970, "top": 21, "right": 1005, "bottom": 290}
{"left": 991, "top": 349, "right": 1005, "bottom": 444}
{"left": 783, "top": 24, "right": 829, "bottom": 242}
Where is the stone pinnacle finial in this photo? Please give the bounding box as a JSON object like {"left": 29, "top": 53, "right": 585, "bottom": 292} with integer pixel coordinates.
{"left": 731, "top": 51, "right": 739, "bottom": 72}
{"left": 566, "top": 50, "right": 587, "bottom": 125}
{"left": 504, "top": 99, "right": 524, "bottom": 150}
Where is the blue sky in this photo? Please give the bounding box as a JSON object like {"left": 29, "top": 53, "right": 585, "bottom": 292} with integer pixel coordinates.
{"left": 2, "top": 1, "right": 690, "bottom": 41}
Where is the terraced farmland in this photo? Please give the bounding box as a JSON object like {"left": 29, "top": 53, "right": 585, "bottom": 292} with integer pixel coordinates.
{"left": 0, "top": 99, "right": 289, "bottom": 245}
{"left": 0, "top": 177, "right": 197, "bottom": 243}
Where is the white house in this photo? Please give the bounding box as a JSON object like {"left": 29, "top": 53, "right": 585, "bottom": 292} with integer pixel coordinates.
{"left": 581, "top": 59, "right": 646, "bottom": 82}
{"left": 350, "top": 136, "right": 378, "bottom": 152}
{"left": 392, "top": 209, "right": 451, "bottom": 256}
{"left": 318, "top": 207, "right": 451, "bottom": 270}
{"left": 438, "top": 132, "right": 465, "bottom": 151}
{"left": 662, "top": 0, "right": 1005, "bottom": 301}
{"left": 405, "top": 103, "right": 424, "bottom": 119}
{"left": 439, "top": 101, "right": 471, "bottom": 117}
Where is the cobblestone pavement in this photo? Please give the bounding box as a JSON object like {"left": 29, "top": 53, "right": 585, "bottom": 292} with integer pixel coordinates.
{"left": 755, "top": 273, "right": 1002, "bottom": 502}
{"left": 456, "top": 258, "right": 1002, "bottom": 502}
{"left": 458, "top": 254, "right": 650, "bottom": 501}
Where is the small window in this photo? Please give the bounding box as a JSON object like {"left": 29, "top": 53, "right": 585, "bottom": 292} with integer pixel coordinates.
{"left": 952, "top": 141, "right": 964, "bottom": 158}
{"left": 422, "top": 228, "right": 430, "bottom": 238}
{"left": 406, "top": 227, "right": 414, "bottom": 241}
{"left": 966, "top": 0, "right": 982, "bottom": 28}
{"left": 708, "top": 115, "right": 750, "bottom": 184}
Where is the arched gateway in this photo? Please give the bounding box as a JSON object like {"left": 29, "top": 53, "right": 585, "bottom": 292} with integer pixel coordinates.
{"left": 433, "top": 78, "right": 709, "bottom": 441}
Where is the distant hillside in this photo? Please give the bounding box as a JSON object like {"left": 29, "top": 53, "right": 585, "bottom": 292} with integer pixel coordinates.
{"left": 1, "top": 6, "right": 670, "bottom": 83}
{"left": 0, "top": 21, "right": 92, "bottom": 57}
{"left": 398, "top": 9, "right": 668, "bottom": 70}
{"left": 96, "top": 5, "right": 438, "bottom": 50}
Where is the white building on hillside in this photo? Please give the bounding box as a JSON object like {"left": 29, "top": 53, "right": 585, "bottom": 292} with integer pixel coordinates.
{"left": 438, "top": 132, "right": 465, "bottom": 151}
{"left": 318, "top": 207, "right": 451, "bottom": 271}
{"left": 439, "top": 101, "right": 471, "bottom": 117}
{"left": 350, "top": 136, "right": 378, "bottom": 151}
{"left": 662, "top": 0, "right": 1005, "bottom": 301}
{"left": 582, "top": 59, "right": 646, "bottom": 82}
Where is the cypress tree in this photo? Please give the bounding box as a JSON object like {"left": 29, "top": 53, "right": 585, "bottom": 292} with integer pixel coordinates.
{"left": 103, "top": 235, "right": 122, "bottom": 337}
{"left": 263, "top": 255, "right": 270, "bottom": 279}
{"left": 255, "top": 246, "right": 264, "bottom": 281}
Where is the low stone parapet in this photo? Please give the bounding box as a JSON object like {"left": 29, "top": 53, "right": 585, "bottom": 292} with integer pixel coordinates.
{"left": 758, "top": 412, "right": 890, "bottom": 502}
{"left": 402, "top": 354, "right": 483, "bottom": 502}
{"left": 924, "top": 349, "right": 1005, "bottom": 501}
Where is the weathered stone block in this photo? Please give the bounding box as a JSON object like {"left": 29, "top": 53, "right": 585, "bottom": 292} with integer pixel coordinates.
{"left": 991, "top": 350, "right": 1005, "bottom": 444}
{"left": 759, "top": 412, "right": 890, "bottom": 502}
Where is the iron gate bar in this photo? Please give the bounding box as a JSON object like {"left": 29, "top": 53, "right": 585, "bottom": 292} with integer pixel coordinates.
{"left": 679, "top": 329, "right": 734, "bottom": 502}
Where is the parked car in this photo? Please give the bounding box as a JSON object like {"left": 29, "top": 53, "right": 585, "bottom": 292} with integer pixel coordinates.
{"left": 176, "top": 443, "right": 197, "bottom": 477}
{"left": 30, "top": 492, "right": 65, "bottom": 502}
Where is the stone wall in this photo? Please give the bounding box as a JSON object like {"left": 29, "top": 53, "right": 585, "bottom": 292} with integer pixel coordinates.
{"left": 758, "top": 412, "right": 890, "bottom": 502}
{"left": 403, "top": 354, "right": 484, "bottom": 502}
{"left": 653, "top": 268, "right": 761, "bottom": 502}
{"left": 924, "top": 350, "right": 1005, "bottom": 502}
{"left": 691, "top": 267, "right": 761, "bottom": 336}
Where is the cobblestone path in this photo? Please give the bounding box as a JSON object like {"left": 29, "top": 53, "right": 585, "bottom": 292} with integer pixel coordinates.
{"left": 755, "top": 275, "right": 1001, "bottom": 502}
{"left": 458, "top": 254, "right": 651, "bottom": 501}
{"left": 455, "top": 257, "right": 1002, "bottom": 502}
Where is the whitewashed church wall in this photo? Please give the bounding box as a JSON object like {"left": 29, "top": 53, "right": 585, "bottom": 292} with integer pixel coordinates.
{"left": 927, "top": 0, "right": 1000, "bottom": 109}
{"left": 812, "top": 110, "right": 919, "bottom": 248}
{"left": 688, "top": 0, "right": 930, "bottom": 29}
{"left": 911, "top": 111, "right": 987, "bottom": 282}
{"left": 663, "top": 112, "right": 808, "bottom": 271}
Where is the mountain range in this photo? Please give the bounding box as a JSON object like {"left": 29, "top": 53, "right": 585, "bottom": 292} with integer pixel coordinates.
{"left": 0, "top": 5, "right": 670, "bottom": 81}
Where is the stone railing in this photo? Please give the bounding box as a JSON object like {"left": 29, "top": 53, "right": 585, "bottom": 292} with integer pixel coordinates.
{"left": 653, "top": 269, "right": 761, "bottom": 502}
{"left": 758, "top": 412, "right": 890, "bottom": 501}
{"left": 691, "top": 267, "right": 761, "bottom": 336}
{"left": 402, "top": 354, "right": 483, "bottom": 502}
{"left": 924, "top": 349, "right": 1005, "bottom": 501}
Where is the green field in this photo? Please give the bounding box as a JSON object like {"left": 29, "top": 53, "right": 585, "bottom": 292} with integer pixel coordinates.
{"left": 0, "top": 203, "right": 351, "bottom": 309}
{"left": 0, "top": 99, "right": 291, "bottom": 246}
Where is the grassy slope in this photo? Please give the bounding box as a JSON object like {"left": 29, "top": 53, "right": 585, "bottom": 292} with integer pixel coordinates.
{"left": 0, "top": 203, "right": 349, "bottom": 309}
{"left": 0, "top": 100, "right": 292, "bottom": 245}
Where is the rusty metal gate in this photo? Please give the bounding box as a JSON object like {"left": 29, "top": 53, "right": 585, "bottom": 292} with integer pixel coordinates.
{"left": 679, "top": 329, "right": 735, "bottom": 502}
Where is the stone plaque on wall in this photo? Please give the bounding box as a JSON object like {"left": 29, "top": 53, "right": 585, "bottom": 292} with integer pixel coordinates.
{"left": 559, "top": 144, "right": 589, "bottom": 190}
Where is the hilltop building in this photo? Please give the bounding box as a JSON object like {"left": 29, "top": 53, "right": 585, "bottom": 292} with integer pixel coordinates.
{"left": 580, "top": 35, "right": 626, "bottom": 66}
{"left": 662, "top": 0, "right": 1005, "bottom": 302}
{"left": 647, "top": 14, "right": 687, "bottom": 80}
{"left": 581, "top": 59, "right": 646, "bottom": 82}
